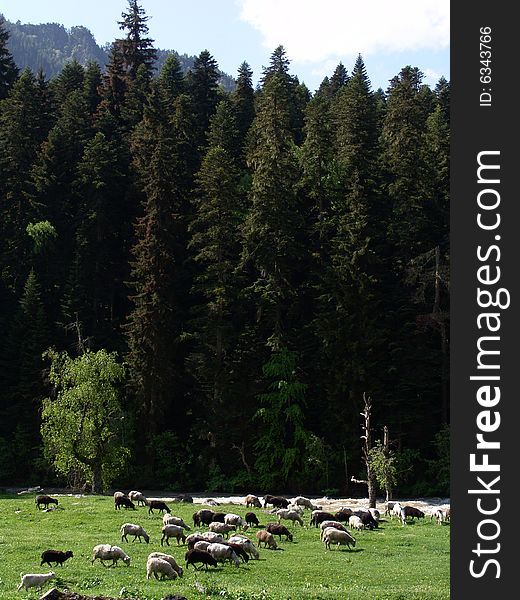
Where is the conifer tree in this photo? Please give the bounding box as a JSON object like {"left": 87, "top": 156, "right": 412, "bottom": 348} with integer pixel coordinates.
{"left": 231, "top": 62, "right": 255, "bottom": 152}
{"left": 117, "top": 0, "right": 157, "bottom": 80}
{"left": 158, "top": 54, "right": 185, "bottom": 105}
{"left": 0, "top": 16, "right": 18, "bottom": 100}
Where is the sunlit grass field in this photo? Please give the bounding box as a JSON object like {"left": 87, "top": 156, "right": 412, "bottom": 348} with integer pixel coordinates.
{"left": 0, "top": 493, "right": 450, "bottom": 599}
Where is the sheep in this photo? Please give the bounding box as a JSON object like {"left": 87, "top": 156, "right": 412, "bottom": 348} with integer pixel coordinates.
{"left": 193, "top": 509, "right": 215, "bottom": 527}
{"left": 391, "top": 502, "right": 406, "bottom": 525}
{"left": 245, "top": 512, "right": 260, "bottom": 527}
{"left": 35, "top": 495, "right": 58, "bottom": 510}
{"left": 222, "top": 542, "right": 250, "bottom": 563}
{"left": 286, "top": 503, "right": 305, "bottom": 515}
{"left": 210, "top": 511, "right": 226, "bottom": 523}
{"left": 224, "top": 513, "right": 248, "bottom": 531}
{"left": 161, "top": 524, "right": 187, "bottom": 546}
{"left": 385, "top": 501, "right": 396, "bottom": 516}
{"left": 115, "top": 495, "right": 136, "bottom": 510}
{"left": 128, "top": 490, "right": 147, "bottom": 506}
{"left": 276, "top": 508, "right": 304, "bottom": 526}
{"left": 208, "top": 522, "right": 236, "bottom": 538}
{"left": 334, "top": 508, "right": 353, "bottom": 523}
{"left": 322, "top": 527, "right": 356, "bottom": 550}
{"left": 207, "top": 542, "right": 241, "bottom": 567}
{"left": 146, "top": 556, "right": 178, "bottom": 580}
{"left": 40, "top": 549, "right": 73, "bottom": 567}
{"left": 163, "top": 513, "right": 191, "bottom": 530}
{"left": 310, "top": 510, "right": 336, "bottom": 527}
{"left": 91, "top": 544, "right": 130, "bottom": 567}
{"left": 431, "top": 508, "right": 447, "bottom": 525}
{"left": 353, "top": 510, "right": 378, "bottom": 530}
{"left": 319, "top": 521, "right": 348, "bottom": 540}
{"left": 184, "top": 548, "right": 218, "bottom": 570}
{"left": 292, "top": 496, "right": 319, "bottom": 510}
{"left": 120, "top": 522, "right": 150, "bottom": 543}
{"left": 147, "top": 552, "right": 183, "bottom": 577}
{"left": 263, "top": 494, "right": 289, "bottom": 509}
{"left": 368, "top": 508, "right": 380, "bottom": 522}
{"left": 113, "top": 491, "right": 125, "bottom": 500}
{"left": 266, "top": 522, "right": 293, "bottom": 541}
{"left": 147, "top": 499, "right": 171, "bottom": 514}
{"left": 245, "top": 494, "right": 262, "bottom": 508}
{"left": 200, "top": 531, "right": 225, "bottom": 543}
{"left": 403, "top": 506, "right": 425, "bottom": 521}
{"left": 193, "top": 540, "right": 211, "bottom": 552}
{"left": 17, "top": 572, "right": 56, "bottom": 592}
{"left": 348, "top": 515, "right": 364, "bottom": 531}
{"left": 229, "top": 536, "right": 260, "bottom": 560}
{"left": 445, "top": 507, "right": 451, "bottom": 522}
{"left": 256, "top": 530, "right": 278, "bottom": 549}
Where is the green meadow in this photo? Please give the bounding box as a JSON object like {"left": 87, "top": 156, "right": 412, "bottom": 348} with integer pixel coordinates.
{"left": 0, "top": 494, "right": 449, "bottom": 600}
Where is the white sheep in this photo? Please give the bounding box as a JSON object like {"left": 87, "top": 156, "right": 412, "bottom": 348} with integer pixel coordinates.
{"left": 17, "top": 572, "right": 56, "bottom": 592}
{"left": 91, "top": 544, "right": 130, "bottom": 567}
{"left": 146, "top": 557, "right": 178, "bottom": 580}
{"left": 286, "top": 503, "right": 305, "bottom": 515}
{"left": 163, "top": 513, "right": 191, "bottom": 530}
{"left": 193, "top": 540, "right": 211, "bottom": 552}
{"left": 319, "top": 520, "right": 348, "bottom": 540}
{"left": 120, "top": 523, "right": 150, "bottom": 543}
{"left": 206, "top": 542, "right": 240, "bottom": 567}
{"left": 128, "top": 490, "right": 147, "bottom": 506}
{"left": 147, "top": 551, "right": 183, "bottom": 577}
{"left": 276, "top": 508, "right": 304, "bottom": 526}
{"left": 199, "top": 531, "right": 225, "bottom": 543}
{"left": 224, "top": 513, "right": 248, "bottom": 531}
{"left": 208, "top": 521, "right": 236, "bottom": 537}
{"left": 322, "top": 527, "right": 356, "bottom": 550}
{"left": 229, "top": 535, "right": 260, "bottom": 559}
{"left": 291, "top": 496, "right": 319, "bottom": 510}
{"left": 161, "top": 524, "right": 187, "bottom": 546}
{"left": 391, "top": 502, "right": 406, "bottom": 525}
{"left": 348, "top": 515, "right": 364, "bottom": 531}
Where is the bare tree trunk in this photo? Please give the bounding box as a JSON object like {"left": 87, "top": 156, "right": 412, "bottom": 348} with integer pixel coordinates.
{"left": 383, "top": 425, "right": 392, "bottom": 502}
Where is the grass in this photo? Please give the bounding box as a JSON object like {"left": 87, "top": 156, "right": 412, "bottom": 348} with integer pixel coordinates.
{"left": 0, "top": 493, "right": 450, "bottom": 600}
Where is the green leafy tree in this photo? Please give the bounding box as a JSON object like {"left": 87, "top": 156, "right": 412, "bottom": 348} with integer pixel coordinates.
{"left": 41, "top": 348, "right": 128, "bottom": 493}
{"left": 369, "top": 440, "right": 397, "bottom": 502}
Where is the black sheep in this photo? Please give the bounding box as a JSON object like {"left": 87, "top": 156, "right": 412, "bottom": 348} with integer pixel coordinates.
{"left": 35, "top": 495, "right": 58, "bottom": 510}
{"left": 224, "top": 542, "right": 250, "bottom": 563}
{"left": 334, "top": 508, "right": 353, "bottom": 523}
{"left": 147, "top": 499, "right": 170, "bottom": 514}
{"left": 245, "top": 511, "right": 260, "bottom": 527}
{"left": 353, "top": 510, "right": 378, "bottom": 529}
{"left": 40, "top": 549, "right": 73, "bottom": 566}
{"left": 266, "top": 522, "right": 293, "bottom": 541}
{"left": 310, "top": 511, "right": 336, "bottom": 527}
{"left": 184, "top": 549, "right": 218, "bottom": 570}
{"left": 403, "top": 506, "right": 425, "bottom": 521}
{"left": 210, "top": 511, "right": 226, "bottom": 523}
{"left": 115, "top": 496, "right": 136, "bottom": 510}
{"left": 193, "top": 509, "right": 216, "bottom": 526}
{"left": 263, "top": 494, "right": 289, "bottom": 509}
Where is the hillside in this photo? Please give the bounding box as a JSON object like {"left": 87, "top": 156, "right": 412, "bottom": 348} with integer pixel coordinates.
{"left": 2, "top": 16, "right": 235, "bottom": 89}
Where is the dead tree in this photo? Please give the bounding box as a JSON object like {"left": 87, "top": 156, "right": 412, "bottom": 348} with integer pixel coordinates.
{"left": 351, "top": 392, "right": 377, "bottom": 508}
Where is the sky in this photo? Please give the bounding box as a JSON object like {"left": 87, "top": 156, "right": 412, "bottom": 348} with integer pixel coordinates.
{"left": 0, "top": 0, "right": 450, "bottom": 92}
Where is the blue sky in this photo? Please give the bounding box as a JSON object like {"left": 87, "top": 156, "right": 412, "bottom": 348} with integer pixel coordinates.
{"left": 0, "top": 0, "right": 450, "bottom": 92}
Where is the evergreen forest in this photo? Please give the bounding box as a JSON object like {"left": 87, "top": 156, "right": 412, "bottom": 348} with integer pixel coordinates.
{"left": 0, "top": 2, "right": 450, "bottom": 498}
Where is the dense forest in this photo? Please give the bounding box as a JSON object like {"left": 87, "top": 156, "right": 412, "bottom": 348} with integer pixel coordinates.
{"left": 0, "top": 1, "right": 450, "bottom": 497}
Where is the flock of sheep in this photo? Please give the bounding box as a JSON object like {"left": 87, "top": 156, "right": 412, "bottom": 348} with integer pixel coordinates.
{"left": 16, "top": 491, "right": 450, "bottom": 595}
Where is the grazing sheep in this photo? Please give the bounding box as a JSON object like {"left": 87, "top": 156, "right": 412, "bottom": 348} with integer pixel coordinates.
{"left": 207, "top": 542, "right": 240, "bottom": 567}
{"left": 163, "top": 513, "right": 191, "bottom": 530}
{"left": 286, "top": 503, "right": 305, "bottom": 515}
{"left": 391, "top": 502, "right": 406, "bottom": 525}
{"left": 40, "top": 549, "right": 73, "bottom": 567}
{"left": 193, "top": 509, "right": 215, "bottom": 527}
{"left": 184, "top": 548, "right": 218, "bottom": 570}
{"left": 348, "top": 515, "right": 364, "bottom": 531}
{"left": 334, "top": 508, "right": 353, "bottom": 523}
{"left": 263, "top": 494, "right": 289, "bottom": 509}
{"left": 353, "top": 510, "right": 378, "bottom": 530}
{"left": 148, "top": 499, "right": 171, "bottom": 514}
{"left": 115, "top": 496, "right": 136, "bottom": 510}
{"left": 276, "top": 508, "right": 304, "bottom": 526}
{"left": 205, "top": 498, "right": 220, "bottom": 506}
{"left": 256, "top": 530, "right": 278, "bottom": 549}
{"left": 292, "top": 496, "right": 319, "bottom": 510}
{"left": 193, "top": 540, "right": 211, "bottom": 552}
{"left": 120, "top": 523, "right": 150, "bottom": 543}
{"left": 385, "top": 501, "right": 396, "bottom": 516}
{"left": 223, "top": 542, "right": 250, "bottom": 563}
{"left": 319, "top": 521, "right": 348, "bottom": 540}
{"left": 114, "top": 491, "right": 125, "bottom": 500}
{"left": 245, "top": 494, "right": 262, "bottom": 508}
{"left": 91, "top": 544, "right": 130, "bottom": 567}
{"left": 146, "top": 557, "right": 178, "bottom": 580}
{"left": 208, "top": 522, "right": 236, "bottom": 537}
{"left": 128, "top": 490, "right": 147, "bottom": 506}
{"left": 200, "top": 531, "right": 225, "bottom": 543}
{"left": 35, "top": 495, "right": 58, "bottom": 510}
{"left": 147, "top": 552, "right": 183, "bottom": 577}
{"left": 17, "top": 572, "right": 56, "bottom": 592}
{"left": 266, "top": 522, "right": 293, "bottom": 541}
{"left": 210, "top": 511, "right": 226, "bottom": 523}
{"left": 368, "top": 508, "right": 380, "bottom": 522}
{"left": 310, "top": 510, "right": 336, "bottom": 527}
{"left": 431, "top": 508, "right": 447, "bottom": 525}
{"left": 245, "top": 512, "right": 260, "bottom": 528}
{"left": 161, "top": 524, "right": 187, "bottom": 546}
{"left": 224, "top": 513, "right": 248, "bottom": 531}
{"left": 403, "top": 506, "right": 425, "bottom": 521}
{"left": 185, "top": 533, "right": 206, "bottom": 549}
{"left": 229, "top": 535, "right": 260, "bottom": 560}
{"left": 322, "top": 527, "right": 356, "bottom": 550}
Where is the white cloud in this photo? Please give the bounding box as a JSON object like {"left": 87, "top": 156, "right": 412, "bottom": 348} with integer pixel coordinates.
{"left": 424, "top": 68, "right": 442, "bottom": 85}
{"left": 237, "top": 0, "right": 449, "bottom": 63}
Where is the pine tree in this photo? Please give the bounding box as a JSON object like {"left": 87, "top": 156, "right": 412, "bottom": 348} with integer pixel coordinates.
{"left": 157, "top": 54, "right": 185, "bottom": 105}
{"left": 231, "top": 62, "right": 255, "bottom": 152}
{"left": 117, "top": 0, "right": 157, "bottom": 80}
{"left": 329, "top": 62, "right": 349, "bottom": 95}
{"left": 0, "top": 16, "right": 18, "bottom": 100}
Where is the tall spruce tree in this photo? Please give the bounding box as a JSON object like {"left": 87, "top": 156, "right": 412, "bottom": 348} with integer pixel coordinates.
{"left": 0, "top": 16, "right": 18, "bottom": 100}
{"left": 117, "top": 0, "right": 157, "bottom": 80}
